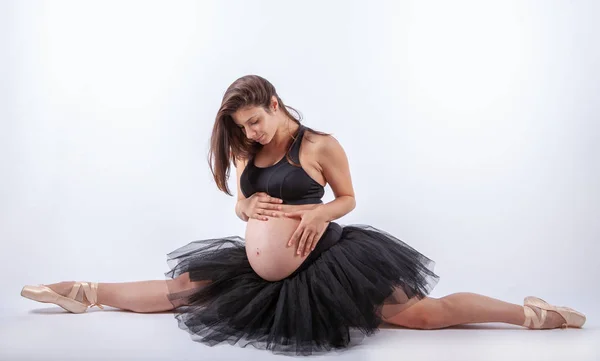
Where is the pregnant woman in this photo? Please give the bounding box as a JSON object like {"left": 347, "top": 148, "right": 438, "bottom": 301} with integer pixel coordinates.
{"left": 21, "top": 75, "right": 586, "bottom": 356}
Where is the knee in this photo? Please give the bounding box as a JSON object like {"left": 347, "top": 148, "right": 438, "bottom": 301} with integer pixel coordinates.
{"left": 173, "top": 272, "right": 193, "bottom": 291}
{"left": 172, "top": 272, "right": 210, "bottom": 293}
{"left": 405, "top": 309, "right": 435, "bottom": 329}
{"left": 398, "top": 298, "right": 449, "bottom": 330}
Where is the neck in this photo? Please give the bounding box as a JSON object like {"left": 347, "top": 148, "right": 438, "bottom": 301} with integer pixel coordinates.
{"left": 264, "top": 117, "right": 300, "bottom": 151}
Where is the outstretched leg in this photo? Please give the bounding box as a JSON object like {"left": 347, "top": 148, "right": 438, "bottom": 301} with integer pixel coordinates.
{"left": 44, "top": 272, "right": 207, "bottom": 313}
{"left": 382, "top": 293, "right": 568, "bottom": 329}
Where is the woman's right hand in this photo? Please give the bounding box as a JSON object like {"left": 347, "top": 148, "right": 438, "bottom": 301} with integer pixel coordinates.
{"left": 240, "top": 192, "right": 284, "bottom": 221}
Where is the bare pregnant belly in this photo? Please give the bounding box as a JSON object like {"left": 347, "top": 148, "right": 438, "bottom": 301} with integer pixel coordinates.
{"left": 245, "top": 212, "right": 329, "bottom": 281}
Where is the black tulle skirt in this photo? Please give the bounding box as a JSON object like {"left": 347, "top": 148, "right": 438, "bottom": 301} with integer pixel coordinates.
{"left": 164, "top": 222, "right": 439, "bottom": 356}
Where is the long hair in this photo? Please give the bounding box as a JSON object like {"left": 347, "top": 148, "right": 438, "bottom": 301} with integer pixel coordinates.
{"left": 208, "top": 75, "right": 329, "bottom": 195}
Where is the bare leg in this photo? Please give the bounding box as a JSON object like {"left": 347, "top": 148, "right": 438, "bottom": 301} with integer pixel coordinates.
{"left": 45, "top": 273, "right": 207, "bottom": 313}
{"left": 383, "top": 293, "right": 566, "bottom": 329}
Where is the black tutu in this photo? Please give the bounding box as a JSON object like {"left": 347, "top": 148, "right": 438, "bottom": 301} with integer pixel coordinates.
{"left": 164, "top": 222, "right": 439, "bottom": 356}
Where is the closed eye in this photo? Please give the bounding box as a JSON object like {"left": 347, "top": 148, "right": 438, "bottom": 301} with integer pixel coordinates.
{"left": 237, "top": 118, "right": 258, "bottom": 130}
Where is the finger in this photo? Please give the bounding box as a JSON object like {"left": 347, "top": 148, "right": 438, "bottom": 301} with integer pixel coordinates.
{"left": 264, "top": 195, "right": 283, "bottom": 204}
{"left": 258, "top": 208, "right": 278, "bottom": 218}
{"left": 252, "top": 210, "right": 268, "bottom": 221}
{"left": 303, "top": 231, "right": 318, "bottom": 256}
{"left": 305, "top": 234, "right": 317, "bottom": 255}
{"left": 288, "top": 228, "right": 301, "bottom": 247}
{"left": 260, "top": 194, "right": 283, "bottom": 204}
{"left": 283, "top": 211, "right": 303, "bottom": 218}
{"left": 297, "top": 229, "right": 310, "bottom": 255}
{"left": 309, "top": 232, "right": 319, "bottom": 251}
{"left": 260, "top": 202, "right": 283, "bottom": 211}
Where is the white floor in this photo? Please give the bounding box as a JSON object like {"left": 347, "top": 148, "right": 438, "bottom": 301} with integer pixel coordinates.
{"left": 1, "top": 304, "right": 598, "bottom": 361}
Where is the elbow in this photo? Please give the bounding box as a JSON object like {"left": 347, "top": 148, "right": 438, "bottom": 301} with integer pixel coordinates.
{"left": 348, "top": 195, "right": 356, "bottom": 211}
{"left": 235, "top": 200, "right": 249, "bottom": 222}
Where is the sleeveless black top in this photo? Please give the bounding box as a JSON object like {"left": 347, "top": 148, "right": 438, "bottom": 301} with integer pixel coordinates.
{"left": 240, "top": 125, "right": 325, "bottom": 205}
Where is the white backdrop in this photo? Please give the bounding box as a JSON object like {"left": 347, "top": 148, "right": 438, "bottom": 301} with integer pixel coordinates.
{"left": 1, "top": 1, "right": 599, "bottom": 360}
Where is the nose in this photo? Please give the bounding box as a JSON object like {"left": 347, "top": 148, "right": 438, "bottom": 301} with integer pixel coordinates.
{"left": 246, "top": 129, "right": 258, "bottom": 140}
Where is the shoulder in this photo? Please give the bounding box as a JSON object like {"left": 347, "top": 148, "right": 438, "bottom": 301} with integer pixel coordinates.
{"left": 302, "top": 129, "right": 346, "bottom": 162}
{"left": 234, "top": 156, "right": 249, "bottom": 170}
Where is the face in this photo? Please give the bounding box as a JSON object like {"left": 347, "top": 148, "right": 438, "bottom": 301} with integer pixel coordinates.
{"left": 231, "top": 100, "right": 278, "bottom": 144}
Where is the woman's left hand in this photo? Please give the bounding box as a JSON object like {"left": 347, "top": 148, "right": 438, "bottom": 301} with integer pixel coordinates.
{"left": 284, "top": 207, "right": 329, "bottom": 257}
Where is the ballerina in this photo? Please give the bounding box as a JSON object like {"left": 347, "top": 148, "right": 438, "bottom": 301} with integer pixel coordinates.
{"left": 22, "top": 74, "right": 586, "bottom": 356}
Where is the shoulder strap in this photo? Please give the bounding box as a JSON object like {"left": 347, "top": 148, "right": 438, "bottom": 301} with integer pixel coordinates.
{"left": 288, "top": 125, "right": 306, "bottom": 163}
{"left": 249, "top": 125, "right": 305, "bottom": 167}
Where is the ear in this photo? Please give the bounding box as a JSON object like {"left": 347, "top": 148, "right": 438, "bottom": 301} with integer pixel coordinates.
{"left": 271, "top": 95, "right": 278, "bottom": 111}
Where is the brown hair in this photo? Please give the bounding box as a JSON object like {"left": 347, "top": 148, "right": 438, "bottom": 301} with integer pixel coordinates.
{"left": 208, "top": 75, "right": 329, "bottom": 195}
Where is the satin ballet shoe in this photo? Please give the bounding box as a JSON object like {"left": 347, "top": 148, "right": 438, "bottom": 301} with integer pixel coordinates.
{"left": 21, "top": 282, "right": 104, "bottom": 314}
{"left": 523, "top": 296, "right": 586, "bottom": 329}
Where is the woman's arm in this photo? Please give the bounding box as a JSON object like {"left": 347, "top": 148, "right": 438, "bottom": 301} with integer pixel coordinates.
{"left": 314, "top": 135, "right": 356, "bottom": 222}
{"left": 234, "top": 157, "right": 250, "bottom": 222}
{"left": 283, "top": 134, "right": 357, "bottom": 256}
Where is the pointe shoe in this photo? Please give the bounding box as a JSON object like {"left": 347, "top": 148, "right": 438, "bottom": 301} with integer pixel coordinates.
{"left": 523, "top": 296, "right": 586, "bottom": 329}
{"left": 21, "top": 282, "right": 104, "bottom": 314}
